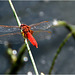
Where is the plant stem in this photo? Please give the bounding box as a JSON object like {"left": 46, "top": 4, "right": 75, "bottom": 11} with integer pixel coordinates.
{"left": 49, "top": 33, "right": 72, "bottom": 75}
{"left": 25, "top": 39, "right": 39, "bottom": 75}
{"left": 8, "top": 0, "right": 21, "bottom": 26}
{"left": 54, "top": 20, "right": 75, "bottom": 38}
{"left": 8, "top": 0, "right": 39, "bottom": 75}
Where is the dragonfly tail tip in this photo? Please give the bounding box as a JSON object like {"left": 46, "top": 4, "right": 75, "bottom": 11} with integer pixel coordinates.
{"left": 36, "top": 45, "right": 38, "bottom": 48}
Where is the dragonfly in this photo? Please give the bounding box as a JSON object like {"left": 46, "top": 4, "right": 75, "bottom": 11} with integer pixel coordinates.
{"left": 0, "top": 21, "right": 53, "bottom": 48}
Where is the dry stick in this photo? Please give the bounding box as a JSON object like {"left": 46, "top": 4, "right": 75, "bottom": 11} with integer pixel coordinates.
{"left": 49, "top": 33, "right": 72, "bottom": 75}
{"left": 8, "top": 0, "right": 39, "bottom": 75}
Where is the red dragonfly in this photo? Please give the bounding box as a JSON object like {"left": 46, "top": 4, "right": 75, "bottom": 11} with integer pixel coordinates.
{"left": 0, "top": 21, "right": 52, "bottom": 48}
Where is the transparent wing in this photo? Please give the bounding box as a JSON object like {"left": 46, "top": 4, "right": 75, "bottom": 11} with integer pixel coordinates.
{"left": 30, "top": 21, "right": 53, "bottom": 41}
{"left": 0, "top": 32, "right": 24, "bottom": 44}
{"left": 30, "top": 21, "right": 53, "bottom": 30}
{"left": 0, "top": 25, "right": 20, "bottom": 32}
{"left": 0, "top": 30, "right": 52, "bottom": 44}
{"left": 0, "top": 21, "right": 52, "bottom": 32}
{"left": 33, "top": 30, "right": 52, "bottom": 41}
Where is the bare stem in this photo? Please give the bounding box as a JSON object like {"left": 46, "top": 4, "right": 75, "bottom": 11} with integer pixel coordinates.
{"left": 8, "top": 0, "right": 39, "bottom": 75}
{"left": 8, "top": 0, "right": 21, "bottom": 26}
{"left": 49, "top": 33, "right": 72, "bottom": 75}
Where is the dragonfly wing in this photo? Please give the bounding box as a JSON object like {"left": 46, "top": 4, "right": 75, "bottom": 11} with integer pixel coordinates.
{"left": 0, "top": 25, "right": 20, "bottom": 32}
{"left": 0, "top": 32, "right": 24, "bottom": 44}
{"left": 30, "top": 21, "right": 53, "bottom": 30}
{"left": 33, "top": 30, "right": 52, "bottom": 41}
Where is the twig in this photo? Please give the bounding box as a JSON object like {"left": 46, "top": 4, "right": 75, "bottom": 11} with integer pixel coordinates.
{"left": 49, "top": 33, "right": 72, "bottom": 75}
{"left": 8, "top": 0, "right": 39, "bottom": 75}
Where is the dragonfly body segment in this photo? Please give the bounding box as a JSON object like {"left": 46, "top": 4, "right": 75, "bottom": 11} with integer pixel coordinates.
{"left": 20, "top": 24, "right": 38, "bottom": 48}
{"left": 27, "top": 32, "right": 38, "bottom": 48}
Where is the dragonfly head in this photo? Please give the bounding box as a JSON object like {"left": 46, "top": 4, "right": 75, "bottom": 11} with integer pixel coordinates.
{"left": 20, "top": 24, "right": 26, "bottom": 31}
{"left": 20, "top": 24, "right": 31, "bottom": 33}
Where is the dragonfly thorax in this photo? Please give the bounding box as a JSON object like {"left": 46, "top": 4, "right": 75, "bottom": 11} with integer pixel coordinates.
{"left": 20, "top": 24, "right": 31, "bottom": 33}
{"left": 20, "top": 24, "right": 33, "bottom": 37}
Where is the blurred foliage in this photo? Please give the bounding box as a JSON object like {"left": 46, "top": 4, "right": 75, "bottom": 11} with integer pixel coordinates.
{"left": 6, "top": 43, "right": 27, "bottom": 74}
